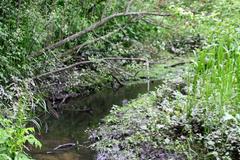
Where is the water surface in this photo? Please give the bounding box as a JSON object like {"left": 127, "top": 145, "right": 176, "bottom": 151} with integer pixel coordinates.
{"left": 32, "top": 80, "right": 162, "bottom": 160}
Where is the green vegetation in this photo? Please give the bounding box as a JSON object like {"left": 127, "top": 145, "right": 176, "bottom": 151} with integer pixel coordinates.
{"left": 0, "top": 118, "right": 41, "bottom": 159}
{"left": 1, "top": 0, "right": 170, "bottom": 158}
{"left": 1, "top": 0, "right": 240, "bottom": 159}
{"left": 0, "top": 81, "right": 44, "bottom": 159}
{"left": 90, "top": 0, "right": 240, "bottom": 160}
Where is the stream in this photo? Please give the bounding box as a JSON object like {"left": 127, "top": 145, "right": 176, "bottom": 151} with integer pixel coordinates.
{"left": 31, "top": 80, "right": 162, "bottom": 160}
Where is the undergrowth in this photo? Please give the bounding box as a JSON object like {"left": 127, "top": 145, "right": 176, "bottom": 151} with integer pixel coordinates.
{"left": 0, "top": 80, "right": 44, "bottom": 159}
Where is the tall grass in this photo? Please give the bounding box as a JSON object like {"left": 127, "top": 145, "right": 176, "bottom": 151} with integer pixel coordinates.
{"left": 188, "top": 0, "right": 240, "bottom": 117}
{"left": 193, "top": 39, "right": 240, "bottom": 113}
{"left": 183, "top": 1, "right": 240, "bottom": 158}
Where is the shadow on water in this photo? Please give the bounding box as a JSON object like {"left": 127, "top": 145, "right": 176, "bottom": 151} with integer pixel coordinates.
{"left": 31, "top": 80, "right": 162, "bottom": 160}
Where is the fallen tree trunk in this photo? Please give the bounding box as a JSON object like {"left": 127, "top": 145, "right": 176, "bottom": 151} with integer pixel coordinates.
{"left": 31, "top": 12, "right": 170, "bottom": 57}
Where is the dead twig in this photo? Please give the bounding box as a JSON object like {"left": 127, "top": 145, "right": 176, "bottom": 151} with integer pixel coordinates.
{"left": 53, "top": 143, "right": 76, "bottom": 151}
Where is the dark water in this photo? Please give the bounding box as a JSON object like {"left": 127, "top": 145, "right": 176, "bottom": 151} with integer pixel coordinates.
{"left": 31, "top": 80, "right": 162, "bottom": 160}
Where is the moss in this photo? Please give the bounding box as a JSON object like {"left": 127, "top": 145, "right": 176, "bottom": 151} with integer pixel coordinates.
{"left": 136, "top": 54, "right": 193, "bottom": 80}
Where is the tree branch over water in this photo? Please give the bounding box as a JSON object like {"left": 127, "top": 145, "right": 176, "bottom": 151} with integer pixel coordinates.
{"left": 33, "top": 57, "right": 147, "bottom": 79}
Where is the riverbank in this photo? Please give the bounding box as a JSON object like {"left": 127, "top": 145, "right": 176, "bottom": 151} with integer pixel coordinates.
{"left": 90, "top": 74, "right": 239, "bottom": 160}
{"left": 89, "top": 75, "right": 189, "bottom": 160}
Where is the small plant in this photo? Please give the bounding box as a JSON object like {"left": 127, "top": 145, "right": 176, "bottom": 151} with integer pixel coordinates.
{"left": 0, "top": 117, "right": 41, "bottom": 160}
{"left": 0, "top": 81, "right": 43, "bottom": 159}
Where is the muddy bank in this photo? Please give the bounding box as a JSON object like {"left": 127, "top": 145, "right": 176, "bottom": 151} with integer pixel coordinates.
{"left": 89, "top": 78, "right": 188, "bottom": 160}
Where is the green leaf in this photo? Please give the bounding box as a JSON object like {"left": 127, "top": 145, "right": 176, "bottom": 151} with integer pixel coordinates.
{"left": 25, "top": 135, "right": 41, "bottom": 148}
{"left": 15, "top": 152, "right": 31, "bottom": 160}
{"left": 0, "top": 129, "right": 10, "bottom": 144}
{"left": 0, "top": 154, "right": 11, "bottom": 160}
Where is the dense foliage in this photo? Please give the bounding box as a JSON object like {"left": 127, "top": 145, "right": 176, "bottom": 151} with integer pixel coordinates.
{"left": 1, "top": 0, "right": 240, "bottom": 159}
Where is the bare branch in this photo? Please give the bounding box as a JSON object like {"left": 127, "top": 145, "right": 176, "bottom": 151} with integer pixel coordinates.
{"left": 67, "top": 27, "right": 122, "bottom": 54}
{"left": 31, "top": 12, "right": 171, "bottom": 57}
{"left": 61, "top": 26, "right": 125, "bottom": 63}
{"left": 53, "top": 143, "right": 76, "bottom": 151}
{"left": 34, "top": 57, "right": 147, "bottom": 79}
{"left": 164, "top": 61, "right": 193, "bottom": 68}
{"left": 34, "top": 60, "right": 93, "bottom": 79}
